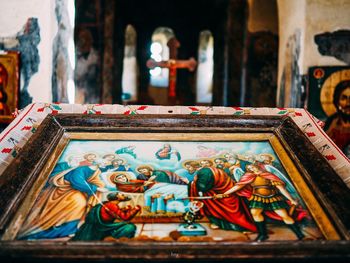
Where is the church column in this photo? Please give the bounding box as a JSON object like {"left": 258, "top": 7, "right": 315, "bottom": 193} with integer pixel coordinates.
{"left": 0, "top": 0, "right": 56, "bottom": 107}
{"left": 213, "top": 0, "right": 248, "bottom": 106}
{"left": 277, "top": 0, "right": 306, "bottom": 108}
{"left": 74, "top": 0, "right": 104, "bottom": 104}
{"left": 136, "top": 28, "right": 153, "bottom": 105}
{"left": 51, "top": 0, "right": 76, "bottom": 104}
{"left": 111, "top": 2, "right": 124, "bottom": 104}
{"left": 101, "top": 0, "right": 116, "bottom": 104}
{"left": 243, "top": 0, "right": 278, "bottom": 107}
{"left": 227, "top": 0, "right": 248, "bottom": 107}
{"left": 212, "top": 18, "right": 228, "bottom": 106}
{"left": 176, "top": 27, "right": 199, "bottom": 105}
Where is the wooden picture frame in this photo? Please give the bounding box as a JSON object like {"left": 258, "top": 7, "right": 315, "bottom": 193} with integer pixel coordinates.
{"left": 0, "top": 51, "right": 20, "bottom": 123}
{"left": 0, "top": 114, "right": 349, "bottom": 262}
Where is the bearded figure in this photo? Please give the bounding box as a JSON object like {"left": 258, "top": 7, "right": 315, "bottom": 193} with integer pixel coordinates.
{"left": 324, "top": 80, "right": 350, "bottom": 157}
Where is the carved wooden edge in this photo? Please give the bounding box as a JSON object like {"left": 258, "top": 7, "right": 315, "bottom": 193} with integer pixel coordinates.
{"left": 0, "top": 114, "right": 349, "bottom": 261}
{"left": 0, "top": 115, "right": 64, "bottom": 232}
{"left": 276, "top": 118, "right": 350, "bottom": 239}
{"left": 0, "top": 240, "right": 349, "bottom": 261}
{"left": 53, "top": 114, "right": 284, "bottom": 132}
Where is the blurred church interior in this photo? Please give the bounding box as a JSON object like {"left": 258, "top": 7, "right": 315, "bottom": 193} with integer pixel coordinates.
{"left": 0, "top": 0, "right": 349, "bottom": 156}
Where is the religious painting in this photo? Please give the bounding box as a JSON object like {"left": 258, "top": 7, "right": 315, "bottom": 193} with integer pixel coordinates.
{"left": 308, "top": 66, "right": 350, "bottom": 157}
{"left": 6, "top": 134, "right": 338, "bottom": 243}
{"left": 0, "top": 51, "right": 19, "bottom": 123}
{"left": 0, "top": 114, "right": 349, "bottom": 261}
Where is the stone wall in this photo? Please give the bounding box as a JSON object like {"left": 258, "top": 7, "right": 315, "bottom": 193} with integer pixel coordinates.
{"left": 244, "top": 0, "right": 278, "bottom": 107}
{"left": 276, "top": 0, "right": 306, "bottom": 108}
{"left": 0, "top": 0, "right": 57, "bottom": 107}
{"left": 305, "top": 0, "right": 350, "bottom": 68}
{"left": 277, "top": 0, "right": 350, "bottom": 108}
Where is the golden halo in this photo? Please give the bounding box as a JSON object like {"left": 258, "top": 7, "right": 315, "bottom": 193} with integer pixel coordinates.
{"left": 64, "top": 153, "right": 84, "bottom": 163}
{"left": 112, "top": 157, "right": 127, "bottom": 165}
{"left": 320, "top": 69, "right": 350, "bottom": 116}
{"left": 65, "top": 152, "right": 99, "bottom": 163}
{"left": 136, "top": 164, "right": 154, "bottom": 173}
{"left": 108, "top": 172, "right": 132, "bottom": 185}
{"left": 102, "top": 153, "right": 117, "bottom": 159}
{"left": 259, "top": 153, "right": 275, "bottom": 162}
{"left": 82, "top": 152, "right": 100, "bottom": 159}
{"left": 198, "top": 158, "right": 215, "bottom": 166}
{"left": 181, "top": 160, "right": 200, "bottom": 169}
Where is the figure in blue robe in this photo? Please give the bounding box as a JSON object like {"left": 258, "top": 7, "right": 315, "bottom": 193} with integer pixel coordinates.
{"left": 17, "top": 165, "right": 105, "bottom": 240}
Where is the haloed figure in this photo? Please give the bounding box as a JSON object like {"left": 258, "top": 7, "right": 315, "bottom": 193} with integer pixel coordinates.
{"left": 17, "top": 153, "right": 106, "bottom": 240}
{"left": 79, "top": 153, "right": 97, "bottom": 166}
{"left": 183, "top": 161, "right": 200, "bottom": 182}
{"left": 155, "top": 143, "right": 181, "bottom": 161}
{"left": 112, "top": 173, "right": 154, "bottom": 193}
{"left": 72, "top": 192, "right": 141, "bottom": 241}
{"left": 99, "top": 154, "right": 116, "bottom": 171}
{"left": 324, "top": 80, "right": 350, "bottom": 157}
{"left": 111, "top": 158, "right": 132, "bottom": 171}
{"left": 136, "top": 165, "right": 187, "bottom": 185}
{"left": 219, "top": 164, "right": 305, "bottom": 241}
{"left": 175, "top": 161, "right": 200, "bottom": 183}
{"left": 214, "top": 158, "right": 231, "bottom": 176}
{"left": 199, "top": 159, "right": 214, "bottom": 168}
{"left": 190, "top": 167, "right": 257, "bottom": 232}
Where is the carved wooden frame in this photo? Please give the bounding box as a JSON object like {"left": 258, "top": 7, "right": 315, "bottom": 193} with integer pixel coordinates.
{"left": 0, "top": 114, "right": 349, "bottom": 262}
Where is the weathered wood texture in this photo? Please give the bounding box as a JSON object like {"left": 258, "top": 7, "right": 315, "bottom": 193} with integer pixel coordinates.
{"left": 53, "top": 114, "right": 283, "bottom": 132}
{"left": 0, "top": 240, "right": 350, "bottom": 262}
{"left": 0, "top": 114, "right": 349, "bottom": 262}
{"left": 0, "top": 116, "right": 64, "bottom": 231}
{"left": 277, "top": 118, "right": 350, "bottom": 236}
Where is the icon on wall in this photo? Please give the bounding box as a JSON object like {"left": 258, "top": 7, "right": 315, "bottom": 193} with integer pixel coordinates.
{"left": 308, "top": 66, "right": 350, "bottom": 157}
{"left": 0, "top": 51, "right": 20, "bottom": 123}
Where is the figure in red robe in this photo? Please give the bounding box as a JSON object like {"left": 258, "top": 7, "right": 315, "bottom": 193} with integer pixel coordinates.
{"left": 0, "top": 64, "right": 10, "bottom": 115}
{"left": 78, "top": 153, "right": 97, "bottom": 166}
{"left": 112, "top": 173, "right": 154, "bottom": 193}
{"left": 190, "top": 167, "right": 257, "bottom": 232}
{"left": 218, "top": 164, "right": 306, "bottom": 241}
{"left": 72, "top": 192, "right": 141, "bottom": 241}
{"left": 155, "top": 144, "right": 181, "bottom": 161}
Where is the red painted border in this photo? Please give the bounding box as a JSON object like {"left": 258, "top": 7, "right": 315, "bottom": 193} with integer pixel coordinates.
{"left": 305, "top": 110, "right": 350, "bottom": 164}
{"left": 0, "top": 103, "right": 36, "bottom": 142}
{"left": 1, "top": 104, "right": 348, "bottom": 167}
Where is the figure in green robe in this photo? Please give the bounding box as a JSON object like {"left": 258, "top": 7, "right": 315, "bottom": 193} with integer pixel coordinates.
{"left": 136, "top": 165, "right": 187, "bottom": 184}
{"left": 72, "top": 192, "right": 141, "bottom": 241}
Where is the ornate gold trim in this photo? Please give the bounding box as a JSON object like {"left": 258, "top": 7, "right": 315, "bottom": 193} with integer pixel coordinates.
{"left": 5, "top": 132, "right": 341, "bottom": 241}
{"left": 68, "top": 132, "right": 274, "bottom": 141}
{"left": 269, "top": 135, "right": 340, "bottom": 240}
{"left": 2, "top": 134, "right": 70, "bottom": 240}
